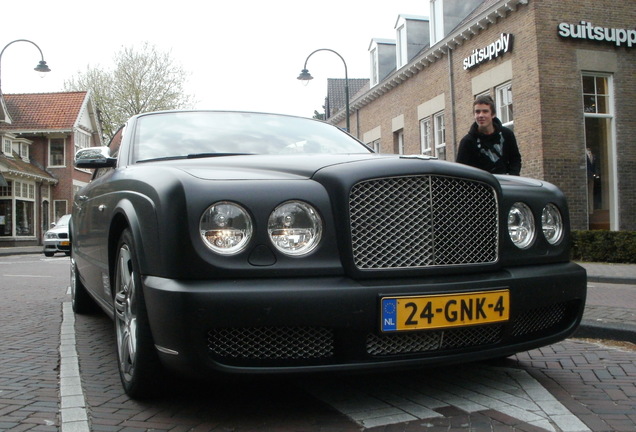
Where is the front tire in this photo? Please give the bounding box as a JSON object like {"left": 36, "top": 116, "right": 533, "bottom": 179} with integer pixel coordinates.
{"left": 70, "top": 257, "right": 96, "bottom": 314}
{"left": 114, "top": 229, "right": 163, "bottom": 399}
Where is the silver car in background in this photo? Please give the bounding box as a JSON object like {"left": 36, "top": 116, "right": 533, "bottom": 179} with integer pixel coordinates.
{"left": 43, "top": 214, "right": 71, "bottom": 257}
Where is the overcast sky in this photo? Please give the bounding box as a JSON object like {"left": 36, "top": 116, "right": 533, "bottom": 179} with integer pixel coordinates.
{"left": 1, "top": 0, "right": 427, "bottom": 118}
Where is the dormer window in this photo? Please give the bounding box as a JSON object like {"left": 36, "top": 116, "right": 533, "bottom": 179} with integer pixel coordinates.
{"left": 2, "top": 137, "right": 11, "bottom": 157}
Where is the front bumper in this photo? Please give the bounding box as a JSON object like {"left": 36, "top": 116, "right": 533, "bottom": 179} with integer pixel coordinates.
{"left": 43, "top": 239, "right": 70, "bottom": 255}
{"left": 142, "top": 262, "right": 586, "bottom": 376}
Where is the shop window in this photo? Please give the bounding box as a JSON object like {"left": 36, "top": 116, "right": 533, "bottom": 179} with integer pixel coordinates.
{"left": 496, "top": 83, "right": 514, "bottom": 128}
{"left": 582, "top": 73, "right": 614, "bottom": 230}
{"left": 16, "top": 200, "right": 34, "bottom": 236}
{"left": 49, "top": 138, "right": 66, "bottom": 167}
{"left": 0, "top": 199, "right": 12, "bottom": 236}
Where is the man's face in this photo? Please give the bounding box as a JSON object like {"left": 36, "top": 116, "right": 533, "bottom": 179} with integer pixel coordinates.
{"left": 473, "top": 103, "right": 495, "bottom": 131}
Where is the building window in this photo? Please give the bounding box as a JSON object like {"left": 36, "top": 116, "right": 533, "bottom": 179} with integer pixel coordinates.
{"left": 54, "top": 200, "right": 68, "bottom": 221}
{"left": 370, "top": 48, "right": 379, "bottom": 87}
{"left": 496, "top": 83, "right": 514, "bottom": 127}
{"left": 0, "top": 180, "right": 11, "bottom": 197}
{"left": 49, "top": 138, "right": 66, "bottom": 167}
{"left": 394, "top": 130, "right": 405, "bottom": 155}
{"left": 75, "top": 130, "right": 91, "bottom": 155}
{"left": 0, "top": 199, "right": 12, "bottom": 236}
{"left": 434, "top": 112, "right": 446, "bottom": 160}
{"left": 16, "top": 200, "right": 34, "bottom": 236}
{"left": 420, "top": 118, "right": 432, "bottom": 156}
{"left": 368, "top": 139, "right": 381, "bottom": 153}
{"left": 582, "top": 73, "right": 614, "bottom": 229}
{"left": 2, "top": 138, "right": 12, "bottom": 156}
{"left": 397, "top": 24, "right": 407, "bottom": 69}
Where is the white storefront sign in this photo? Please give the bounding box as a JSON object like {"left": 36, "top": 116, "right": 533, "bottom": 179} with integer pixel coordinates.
{"left": 463, "top": 33, "right": 513, "bottom": 70}
{"left": 558, "top": 21, "right": 636, "bottom": 48}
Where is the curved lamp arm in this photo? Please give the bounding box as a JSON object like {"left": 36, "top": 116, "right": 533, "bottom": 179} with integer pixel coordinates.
{"left": 0, "top": 39, "right": 51, "bottom": 94}
{"left": 298, "top": 48, "right": 350, "bottom": 132}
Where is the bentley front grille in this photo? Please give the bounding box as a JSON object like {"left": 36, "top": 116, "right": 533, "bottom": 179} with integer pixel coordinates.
{"left": 349, "top": 175, "right": 498, "bottom": 270}
{"left": 208, "top": 326, "right": 334, "bottom": 361}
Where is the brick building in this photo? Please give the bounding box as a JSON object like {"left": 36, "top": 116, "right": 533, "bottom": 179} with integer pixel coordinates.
{"left": 0, "top": 91, "right": 102, "bottom": 246}
{"left": 326, "top": 0, "right": 635, "bottom": 231}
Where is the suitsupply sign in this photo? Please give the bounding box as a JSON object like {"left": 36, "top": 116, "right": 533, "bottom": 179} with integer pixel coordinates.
{"left": 558, "top": 21, "right": 636, "bottom": 48}
{"left": 463, "top": 33, "right": 514, "bottom": 70}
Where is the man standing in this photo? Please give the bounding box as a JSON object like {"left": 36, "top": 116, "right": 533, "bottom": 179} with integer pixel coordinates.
{"left": 456, "top": 95, "right": 522, "bottom": 175}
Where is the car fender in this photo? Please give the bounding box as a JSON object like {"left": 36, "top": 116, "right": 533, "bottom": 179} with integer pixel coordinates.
{"left": 109, "top": 194, "right": 160, "bottom": 282}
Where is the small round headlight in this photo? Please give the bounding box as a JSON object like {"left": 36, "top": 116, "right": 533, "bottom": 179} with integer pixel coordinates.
{"left": 508, "top": 202, "right": 535, "bottom": 249}
{"left": 268, "top": 201, "right": 322, "bottom": 256}
{"left": 542, "top": 203, "right": 564, "bottom": 245}
{"left": 200, "top": 202, "right": 252, "bottom": 255}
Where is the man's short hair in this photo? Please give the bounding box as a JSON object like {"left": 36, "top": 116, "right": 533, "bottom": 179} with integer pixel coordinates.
{"left": 473, "top": 95, "right": 496, "bottom": 115}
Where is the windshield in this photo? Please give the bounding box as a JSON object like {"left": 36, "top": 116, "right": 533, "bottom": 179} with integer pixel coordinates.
{"left": 132, "top": 111, "right": 371, "bottom": 163}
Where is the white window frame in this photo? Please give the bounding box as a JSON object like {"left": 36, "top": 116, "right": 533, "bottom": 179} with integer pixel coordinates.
{"left": 582, "top": 72, "right": 618, "bottom": 230}
{"left": 2, "top": 137, "right": 12, "bottom": 156}
{"left": 434, "top": 112, "right": 446, "bottom": 160}
{"left": 395, "top": 130, "right": 404, "bottom": 155}
{"left": 496, "top": 82, "right": 514, "bottom": 128}
{"left": 420, "top": 118, "right": 433, "bottom": 156}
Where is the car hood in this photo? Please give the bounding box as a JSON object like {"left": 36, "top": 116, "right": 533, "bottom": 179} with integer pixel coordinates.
{"left": 174, "top": 153, "right": 399, "bottom": 181}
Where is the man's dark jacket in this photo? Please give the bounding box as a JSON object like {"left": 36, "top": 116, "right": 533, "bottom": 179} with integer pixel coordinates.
{"left": 456, "top": 117, "right": 522, "bottom": 175}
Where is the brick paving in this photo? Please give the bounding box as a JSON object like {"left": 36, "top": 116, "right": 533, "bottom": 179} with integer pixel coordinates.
{"left": 2, "top": 251, "right": 636, "bottom": 431}
{"left": 0, "top": 266, "right": 67, "bottom": 431}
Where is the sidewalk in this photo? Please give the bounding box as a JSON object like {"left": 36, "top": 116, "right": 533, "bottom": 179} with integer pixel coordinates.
{"left": 1, "top": 246, "right": 635, "bottom": 343}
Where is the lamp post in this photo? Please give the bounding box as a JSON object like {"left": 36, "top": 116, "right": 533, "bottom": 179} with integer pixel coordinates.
{"left": 0, "top": 39, "right": 51, "bottom": 95}
{"left": 298, "top": 48, "right": 350, "bottom": 133}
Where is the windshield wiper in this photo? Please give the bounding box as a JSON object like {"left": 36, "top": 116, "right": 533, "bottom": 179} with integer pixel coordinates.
{"left": 137, "top": 153, "right": 254, "bottom": 163}
{"left": 186, "top": 152, "right": 254, "bottom": 159}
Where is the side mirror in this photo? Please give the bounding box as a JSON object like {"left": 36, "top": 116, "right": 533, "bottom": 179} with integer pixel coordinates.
{"left": 75, "top": 146, "right": 117, "bottom": 169}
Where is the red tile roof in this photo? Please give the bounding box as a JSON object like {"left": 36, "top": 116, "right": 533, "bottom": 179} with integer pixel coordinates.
{"left": 1, "top": 91, "right": 88, "bottom": 131}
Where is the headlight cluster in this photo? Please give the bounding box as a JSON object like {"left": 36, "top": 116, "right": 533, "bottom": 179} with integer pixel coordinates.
{"left": 45, "top": 232, "right": 59, "bottom": 239}
{"left": 508, "top": 202, "right": 564, "bottom": 249}
{"left": 200, "top": 200, "right": 322, "bottom": 256}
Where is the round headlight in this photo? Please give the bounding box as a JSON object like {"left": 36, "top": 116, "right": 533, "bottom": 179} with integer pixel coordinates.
{"left": 542, "top": 203, "right": 564, "bottom": 245}
{"left": 508, "top": 202, "right": 535, "bottom": 249}
{"left": 200, "top": 202, "right": 252, "bottom": 255}
{"left": 268, "top": 201, "right": 322, "bottom": 256}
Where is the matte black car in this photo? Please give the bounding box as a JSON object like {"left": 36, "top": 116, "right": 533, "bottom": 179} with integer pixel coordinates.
{"left": 70, "top": 110, "right": 586, "bottom": 398}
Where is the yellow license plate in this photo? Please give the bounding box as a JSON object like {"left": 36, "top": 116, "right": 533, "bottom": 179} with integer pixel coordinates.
{"left": 60, "top": 241, "right": 70, "bottom": 246}
{"left": 381, "top": 290, "right": 509, "bottom": 332}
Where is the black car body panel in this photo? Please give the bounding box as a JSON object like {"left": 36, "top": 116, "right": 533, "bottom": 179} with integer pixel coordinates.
{"left": 70, "top": 110, "right": 586, "bottom": 387}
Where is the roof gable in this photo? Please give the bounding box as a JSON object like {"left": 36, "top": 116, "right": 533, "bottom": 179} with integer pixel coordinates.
{"left": 1, "top": 91, "right": 89, "bottom": 132}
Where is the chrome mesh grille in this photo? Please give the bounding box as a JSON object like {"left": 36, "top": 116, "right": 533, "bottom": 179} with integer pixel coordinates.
{"left": 366, "top": 325, "right": 503, "bottom": 356}
{"left": 349, "top": 175, "right": 498, "bottom": 269}
{"left": 207, "top": 327, "right": 334, "bottom": 360}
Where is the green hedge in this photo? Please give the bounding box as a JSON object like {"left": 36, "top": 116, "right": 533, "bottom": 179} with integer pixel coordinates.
{"left": 571, "top": 230, "right": 636, "bottom": 263}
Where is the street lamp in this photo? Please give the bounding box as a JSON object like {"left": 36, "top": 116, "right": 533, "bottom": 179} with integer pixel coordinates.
{"left": 0, "top": 39, "right": 51, "bottom": 95}
{"left": 298, "top": 48, "right": 350, "bottom": 133}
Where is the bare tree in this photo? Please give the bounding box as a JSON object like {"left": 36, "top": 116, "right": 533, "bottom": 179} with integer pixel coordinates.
{"left": 64, "top": 42, "right": 194, "bottom": 141}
